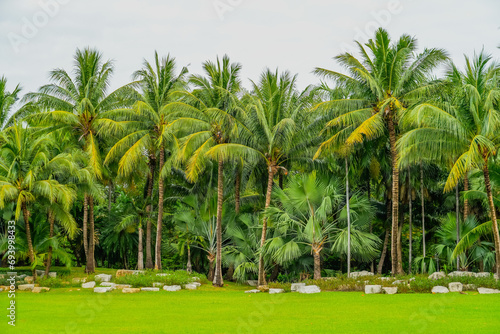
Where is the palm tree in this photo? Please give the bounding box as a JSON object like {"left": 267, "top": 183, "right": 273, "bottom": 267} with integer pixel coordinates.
{"left": 105, "top": 52, "right": 188, "bottom": 269}
{"left": 398, "top": 51, "right": 500, "bottom": 275}
{"left": 0, "top": 123, "right": 76, "bottom": 279}
{"left": 0, "top": 76, "right": 21, "bottom": 130}
{"left": 207, "top": 69, "right": 317, "bottom": 285}
{"left": 173, "top": 55, "right": 242, "bottom": 287}
{"left": 313, "top": 28, "right": 448, "bottom": 274}
{"left": 25, "top": 47, "right": 130, "bottom": 273}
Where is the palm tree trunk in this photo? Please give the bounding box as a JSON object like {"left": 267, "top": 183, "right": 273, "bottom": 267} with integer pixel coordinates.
{"left": 464, "top": 174, "right": 469, "bottom": 220}
{"left": 45, "top": 210, "right": 55, "bottom": 276}
{"left": 313, "top": 249, "right": 321, "bottom": 280}
{"left": 408, "top": 167, "right": 412, "bottom": 275}
{"left": 208, "top": 256, "right": 215, "bottom": 282}
{"left": 258, "top": 163, "right": 277, "bottom": 286}
{"left": 155, "top": 147, "right": 165, "bottom": 270}
{"left": 22, "top": 202, "right": 36, "bottom": 279}
{"left": 83, "top": 195, "right": 88, "bottom": 259}
{"left": 137, "top": 225, "right": 144, "bottom": 270}
{"left": 456, "top": 183, "right": 460, "bottom": 270}
{"left": 397, "top": 216, "right": 404, "bottom": 274}
{"left": 235, "top": 170, "right": 241, "bottom": 214}
{"left": 482, "top": 163, "right": 500, "bottom": 276}
{"left": 186, "top": 245, "right": 192, "bottom": 273}
{"left": 85, "top": 196, "right": 95, "bottom": 273}
{"left": 387, "top": 113, "right": 400, "bottom": 275}
{"left": 213, "top": 159, "right": 224, "bottom": 287}
{"left": 345, "top": 157, "right": 351, "bottom": 277}
{"left": 368, "top": 178, "right": 374, "bottom": 273}
{"left": 377, "top": 227, "right": 390, "bottom": 274}
{"left": 145, "top": 157, "right": 155, "bottom": 269}
{"left": 420, "top": 162, "right": 426, "bottom": 261}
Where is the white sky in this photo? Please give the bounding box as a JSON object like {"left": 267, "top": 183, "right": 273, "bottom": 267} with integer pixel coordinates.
{"left": 1, "top": 0, "right": 500, "bottom": 95}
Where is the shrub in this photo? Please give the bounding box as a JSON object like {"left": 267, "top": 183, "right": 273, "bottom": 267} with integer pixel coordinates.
{"left": 114, "top": 270, "right": 207, "bottom": 288}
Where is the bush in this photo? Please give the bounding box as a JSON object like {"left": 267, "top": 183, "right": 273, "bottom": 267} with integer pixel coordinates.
{"left": 114, "top": 270, "right": 208, "bottom": 288}
{"left": 268, "top": 282, "right": 292, "bottom": 292}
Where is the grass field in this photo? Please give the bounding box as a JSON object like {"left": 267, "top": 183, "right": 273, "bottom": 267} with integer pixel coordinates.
{"left": 1, "top": 283, "right": 500, "bottom": 334}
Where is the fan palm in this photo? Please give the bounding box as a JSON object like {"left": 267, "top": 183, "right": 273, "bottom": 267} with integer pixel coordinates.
{"left": 313, "top": 28, "right": 448, "bottom": 274}
{"left": 398, "top": 51, "right": 500, "bottom": 275}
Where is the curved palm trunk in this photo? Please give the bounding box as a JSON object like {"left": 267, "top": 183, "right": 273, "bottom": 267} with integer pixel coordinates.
{"left": 155, "top": 147, "right": 165, "bottom": 270}
{"left": 137, "top": 225, "right": 144, "bottom": 270}
{"left": 258, "top": 163, "right": 277, "bottom": 286}
{"left": 83, "top": 195, "right": 88, "bottom": 259}
{"left": 213, "top": 159, "right": 224, "bottom": 287}
{"left": 482, "top": 163, "right": 500, "bottom": 276}
{"left": 387, "top": 114, "right": 401, "bottom": 275}
{"left": 345, "top": 157, "right": 351, "bottom": 277}
{"left": 456, "top": 183, "right": 460, "bottom": 270}
{"left": 22, "top": 202, "right": 36, "bottom": 279}
{"left": 145, "top": 157, "right": 155, "bottom": 269}
{"left": 377, "top": 227, "right": 390, "bottom": 274}
{"left": 313, "top": 249, "right": 321, "bottom": 280}
{"left": 420, "top": 163, "right": 426, "bottom": 263}
{"left": 45, "top": 210, "right": 55, "bottom": 276}
{"left": 408, "top": 167, "right": 412, "bottom": 275}
{"left": 85, "top": 196, "right": 95, "bottom": 273}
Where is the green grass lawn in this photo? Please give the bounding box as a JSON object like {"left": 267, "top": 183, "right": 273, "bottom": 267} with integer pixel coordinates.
{"left": 1, "top": 283, "right": 499, "bottom": 333}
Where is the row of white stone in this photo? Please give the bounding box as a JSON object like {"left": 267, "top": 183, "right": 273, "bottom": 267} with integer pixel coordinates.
{"left": 245, "top": 283, "right": 321, "bottom": 294}
{"left": 85, "top": 281, "right": 202, "bottom": 293}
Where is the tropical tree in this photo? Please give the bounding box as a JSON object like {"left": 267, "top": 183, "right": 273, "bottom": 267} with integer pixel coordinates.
{"left": 398, "top": 51, "right": 500, "bottom": 275}
{"left": 105, "top": 52, "right": 188, "bottom": 269}
{"left": 0, "top": 76, "right": 21, "bottom": 129}
{"left": 313, "top": 28, "right": 448, "bottom": 274}
{"left": 0, "top": 123, "right": 76, "bottom": 278}
{"left": 25, "top": 47, "right": 130, "bottom": 273}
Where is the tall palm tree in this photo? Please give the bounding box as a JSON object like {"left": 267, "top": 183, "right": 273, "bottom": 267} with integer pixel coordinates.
{"left": 0, "top": 76, "right": 21, "bottom": 130}
{"left": 25, "top": 48, "right": 130, "bottom": 273}
{"left": 207, "top": 69, "right": 318, "bottom": 285}
{"left": 313, "top": 28, "right": 448, "bottom": 274}
{"left": 106, "top": 52, "right": 188, "bottom": 269}
{"left": 398, "top": 51, "right": 500, "bottom": 275}
{"left": 0, "top": 123, "right": 76, "bottom": 278}
{"left": 174, "top": 55, "right": 242, "bottom": 286}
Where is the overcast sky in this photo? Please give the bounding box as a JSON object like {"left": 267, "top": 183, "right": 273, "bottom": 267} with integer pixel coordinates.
{"left": 1, "top": 0, "right": 500, "bottom": 95}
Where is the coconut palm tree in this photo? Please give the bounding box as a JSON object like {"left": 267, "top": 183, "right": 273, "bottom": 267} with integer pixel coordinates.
{"left": 0, "top": 76, "right": 21, "bottom": 130}
{"left": 0, "top": 123, "right": 76, "bottom": 278}
{"left": 105, "top": 52, "right": 188, "bottom": 269}
{"left": 398, "top": 51, "right": 500, "bottom": 275}
{"left": 313, "top": 28, "right": 448, "bottom": 274}
{"left": 207, "top": 69, "right": 318, "bottom": 285}
{"left": 24, "top": 47, "right": 131, "bottom": 273}
{"left": 173, "top": 55, "right": 242, "bottom": 287}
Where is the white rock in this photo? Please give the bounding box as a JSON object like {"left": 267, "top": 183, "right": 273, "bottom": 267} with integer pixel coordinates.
{"left": 122, "top": 288, "right": 140, "bottom": 293}
{"left": 163, "top": 285, "right": 181, "bottom": 292}
{"left": 297, "top": 285, "right": 321, "bottom": 294}
{"left": 18, "top": 284, "right": 35, "bottom": 291}
{"left": 392, "top": 280, "right": 405, "bottom": 285}
{"left": 495, "top": 273, "right": 499, "bottom": 280}
{"left": 94, "top": 287, "right": 111, "bottom": 293}
{"left": 36, "top": 270, "right": 45, "bottom": 277}
{"left": 184, "top": 284, "right": 197, "bottom": 290}
{"left": 432, "top": 286, "right": 449, "bottom": 294}
{"left": 73, "top": 278, "right": 86, "bottom": 284}
{"left": 477, "top": 287, "right": 500, "bottom": 294}
{"left": 156, "top": 273, "right": 170, "bottom": 277}
{"left": 291, "top": 283, "right": 306, "bottom": 292}
{"left": 141, "top": 287, "right": 160, "bottom": 292}
{"left": 245, "top": 289, "right": 260, "bottom": 293}
{"left": 382, "top": 287, "right": 398, "bottom": 295}
{"left": 48, "top": 272, "right": 57, "bottom": 278}
{"left": 474, "top": 272, "right": 491, "bottom": 278}
{"left": 428, "top": 272, "right": 446, "bottom": 280}
{"left": 32, "top": 287, "right": 50, "bottom": 293}
{"left": 191, "top": 282, "right": 201, "bottom": 287}
{"left": 269, "top": 288, "right": 284, "bottom": 294}
{"left": 380, "top": 277, "right": 391, "bottom": 281}
{"left": 0, "top": 288, "right": 3, "bottom": 292}
{"left": 114, "top": 284, "right": 132, "bottom": 289}
{"left": 365, "top": 285, "right": 382, "bottom": 294}
{"left": 448, "top": 282, "right": 463, "bottom": 292}
{"left": 247, "top": 280, "right": 258, "bottom": 286}
{"left": 191, "top": 277, "right": 200, "bottom": 282}
{"left": 94, "top": 274, "right": 112, "bottom": 282}
{"left": 409, "top": 277, "right": 416, "bottom": 281}
{"left": 100, "top": 282, "right": 116, "bottom": 287}
{"left": 448, "top": 271, "right": 473, "bottom": 277}
{"left": 464, "top": 284, "right": 477, "bottom": 290}
{"left": 82, "top": 281, "right": 96, "bottom": 289}
{"left": 349, "top": 271, "right": 374, "bottom": 278}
